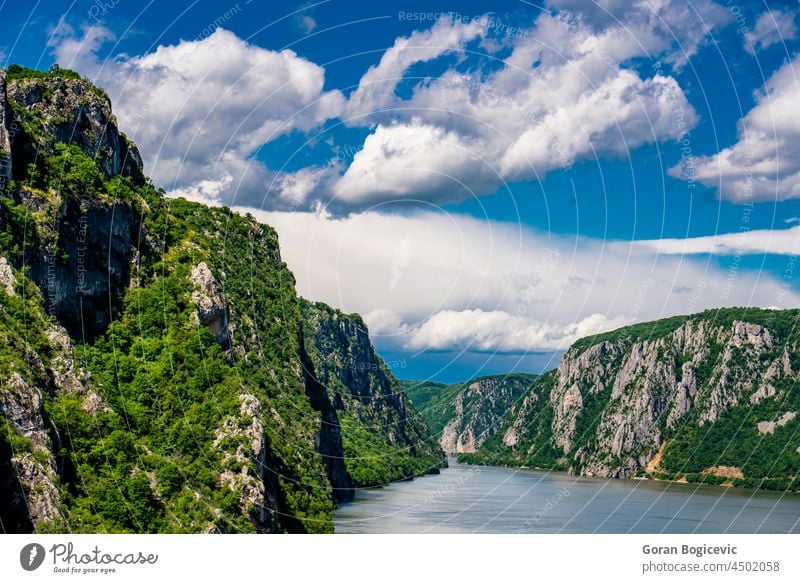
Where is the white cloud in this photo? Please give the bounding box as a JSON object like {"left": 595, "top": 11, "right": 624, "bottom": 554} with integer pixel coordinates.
{"left": 343, "top": 16, "right": 486, "bottom": 123}
{"left": 49, "top": 9, "right": 728, "bottom": 211}
{"left": 50, "top": 22, "right": 115, "bottom": 72}
{"left": 543, "top": 0, "right": 732, "bottom": 67}
{"left": 406, "top": 309, "right": 631, "bottom": 352}
{"left": 329, "top": 11, "right": 701, "bottom": 208}
{"left": 240, "top": 208, "right": 800, "bottom": 353}
{"left": 670, "top": 55, "right": 800, "bottom": 202}
{"left": 332, "top": 121, "right": 496, "bottom": 205}
{"left": 297, "top": 15, "right": 317, "bottom": 34}
{"left": 627, "top": 225, "right": 800, "bottom": 256}
{"left": 744, "top": 10, "right": 797, "bottom": 55}
{"left": 52, "top": 27, "right": 344, "bottom": 206}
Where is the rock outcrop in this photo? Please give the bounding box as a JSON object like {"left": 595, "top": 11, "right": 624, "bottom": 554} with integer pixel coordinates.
{"left": 301, "top": 301, "right": 445, "bottom": 485}
{"left": 468, "top": 309, "right": 800, "bottom": 490}
{"left": 405, "top": 374, "right": 535, "bottom": 455}
{"left": 0, "top": 374, "right": 63, "bottom": 531}
{"left": 6, "top": 73, "right": 143, "bottom": 183}
{"left": 189, "top": 262, "right": 230, "bottom": 345}
{"left": 1, "top": 69, "right": 143, "bottom": 339}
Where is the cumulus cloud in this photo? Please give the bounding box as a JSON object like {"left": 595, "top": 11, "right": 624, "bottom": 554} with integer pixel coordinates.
{"left": 328, "top": 10, "right": 701, "bottom": 208}
{"left": 49, "top": 7, "right": 729, "bottom": 211}
{"left": 670, "top": 55, "right": 800, "bottom": 202}
{"left": 343, "top": 16, "right": 486, "bottom": 123}
{"left": 52, "top": 27, "right": 344, "bottom": 206}
{"left": 627, "top": 225, "right": 800, "bottom": 256}
{"left": 406, "top": 309, "right": 631, "bottom": 352}
{"left": 544, "top": 0, "right": 732, "bottom": 67}
{"left": 240, "top": 208, "right": 799, "bottom": 353}
{"left": 332, "top": 121, "right": 496, "bottom": 204}
{"left": 744, "top": 10, "right": 797, "bottom": 55}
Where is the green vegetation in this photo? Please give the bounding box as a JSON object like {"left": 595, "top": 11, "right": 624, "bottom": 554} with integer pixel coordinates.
{"left": 5, "top": 64, "right": 83, "bottom": 81}
{"left": 0, "top": 72, "right": 443, "bottom": 533}
{"left": 571, "top": 308, "right": 800, "bottom": 356}
{"left": 661, "top": 383, "right": 800, "bottom": 483}
{"left": 402, "top": 380, "right": 463, "bottom": 436}
{"left": 403, "top": 373, "right": 537, "bottom": 438}
{"left": 466, "top": 309, "right": 800, "bottom": 492}
{"left": 300, "top": 301, "right": 444, "bottom": 487}
{"left": 458, "top": 373, "right": 564, "bottom": 469}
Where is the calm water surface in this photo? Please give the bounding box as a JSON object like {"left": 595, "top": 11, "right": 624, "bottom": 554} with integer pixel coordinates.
{"left": 334, "top": 460, "right": 800, "bottom": 533}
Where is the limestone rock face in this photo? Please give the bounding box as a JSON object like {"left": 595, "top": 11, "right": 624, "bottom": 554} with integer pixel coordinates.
{"left": 6, "top": 75, "right": 143, "bottom": 183}
{"left": 0, "top": 257, "right": 14, "bottom": 295}
{"left": 301, "top": 300, "right": 446, "bottom": 483}
{"left": 488, "top": 313, "right": 800, "bottom": 481}
{"left": 438, "top": 376, "right": 533, "bottom": 455}
{"left": 214, "top": 393, "right": 279, "bottom": 533}
{"left": 190, "top": 262, "right": 230, "bottom": 345}
{"left": 1, "top": 74, "right": 142, "bottom": 340}
{"left": 0, "top": 71, "right": 11, "bottom": 191}
{"left": 0, "top": 373, "right": 63, "bottom": 530}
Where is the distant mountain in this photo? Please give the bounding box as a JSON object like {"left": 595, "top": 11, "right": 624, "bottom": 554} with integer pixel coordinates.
{"left": 403, "top": 374, "right": 536, "bottom": 455}
{"left": 461, "top": 308, "right": 800, "bottom": 492}
{"left": 0, "top": 66, "right": 443, "bottom": 534}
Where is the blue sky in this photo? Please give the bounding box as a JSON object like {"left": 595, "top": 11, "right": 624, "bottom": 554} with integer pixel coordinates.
{"left": 3, "top": 0, "right": 800, "bottom": 381}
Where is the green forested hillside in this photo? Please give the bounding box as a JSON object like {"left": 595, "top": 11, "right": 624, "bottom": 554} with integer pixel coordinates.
{"left": 403, "top": 374, "right": 536, "bottom": 455}
{"left": 462, "top": 309, "right": 800, "bottom": 492}
{"left": 0, "top": 68, "right": 443, "bottom": 533}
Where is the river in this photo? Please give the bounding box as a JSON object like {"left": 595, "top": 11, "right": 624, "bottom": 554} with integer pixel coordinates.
{"left": 333, "top": 460, "right": 800, "bottom": 533}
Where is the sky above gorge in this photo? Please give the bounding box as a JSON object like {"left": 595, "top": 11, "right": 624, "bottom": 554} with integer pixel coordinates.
{"left": 3, "top": 0, "right": 800, "bottom": 381}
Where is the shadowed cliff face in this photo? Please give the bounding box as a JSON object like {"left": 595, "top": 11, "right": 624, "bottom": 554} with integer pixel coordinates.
{"left": 1, "top": 70, "right": 143, "bottom": 340}
{"left": 0, "top": 435, "right": 33, "bottom": 533}
{"left": 26, "top": 195, "right": 140, "bottom": 339}
{"left": 298, "top": 328, "right": 355, "bottom": 503}
{"left": 5, "top": 74, "right": 144, "bottom": 184}
{"left": 301, "top": 301, "right": 446, "bottom": 486}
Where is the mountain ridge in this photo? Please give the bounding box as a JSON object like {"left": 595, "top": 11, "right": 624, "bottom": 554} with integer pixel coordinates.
{"left": 0, "top": 66, "right": 444, "bottom": 534}
{"left": 461, "top": 308, "right": 800, "bottom": 492}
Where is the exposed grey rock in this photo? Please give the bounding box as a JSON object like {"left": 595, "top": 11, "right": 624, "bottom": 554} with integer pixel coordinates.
{"left": 190, "top": 262, "right": 230, "bottom": 345}
{"left": 0, "top": 257, "right": 14, "bottom": 295}
{"left": 439, "top": 376, "right": 531, "bottom": 455}
{"left": 506, "top": 317, "right": 800, "bottom": 479}
{"left": 44, "top": 326, "right": 109, "bottom": 414}
{"left": 0, "top": 71, "right": 12, "bottom": 187}
{"left": 6, "top": 76, "right": 143, "bottom": 182}
{"left": 757, "top": 412, "right": 797, "bottom": 435}
{"left": 0, "top": 373, "right": 63, "bottom": 528}
{"left": 214, "top": 392, "right": 278, "bottom": 533}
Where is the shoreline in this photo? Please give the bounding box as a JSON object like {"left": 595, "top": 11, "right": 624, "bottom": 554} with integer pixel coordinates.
{"left": 453, "top": 459, "right": 800, "bottom": 496}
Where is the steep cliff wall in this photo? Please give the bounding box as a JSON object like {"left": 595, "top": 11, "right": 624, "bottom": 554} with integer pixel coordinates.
{"left": 466, "top": 309, "right": 800, "bottom": 491}
{"left": 404, "top": 374, "right": 535, "bottom": 455}
{"left": 301, "top": 301, "right": 445, "bottom": 486}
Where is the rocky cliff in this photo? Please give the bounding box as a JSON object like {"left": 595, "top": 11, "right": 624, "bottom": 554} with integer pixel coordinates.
{"left": 403, "top": 374, "right": 535, "bottom": 455}
{"left": 0, "top": 67, "right": 443, "bottom": 533}
{"left": 301, "top": 301, "right": 444, "bottom": 486}
{"left": 1, "top": 66, "right": 143, "bottom": 338}
{"left": 464, "top": 309, "right": 800, "bottom": 491}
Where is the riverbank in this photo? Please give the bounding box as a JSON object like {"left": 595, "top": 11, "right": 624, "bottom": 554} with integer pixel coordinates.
{"left": 335, "top": 461, "right": 800, "bottom": 533}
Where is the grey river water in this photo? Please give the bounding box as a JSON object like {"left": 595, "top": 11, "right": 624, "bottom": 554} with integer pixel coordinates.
{"left": 334, "top": 460, "right": 800, "bottom": 533}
